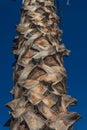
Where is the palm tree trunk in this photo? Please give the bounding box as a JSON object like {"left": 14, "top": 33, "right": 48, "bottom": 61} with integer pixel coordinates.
{"left": 6, "top": 0, "right": 80, "bottom": 130}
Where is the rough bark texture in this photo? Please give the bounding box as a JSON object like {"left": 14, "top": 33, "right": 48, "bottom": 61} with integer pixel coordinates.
{"left": 6, "top": 0, "right": 80, "bottom": 130}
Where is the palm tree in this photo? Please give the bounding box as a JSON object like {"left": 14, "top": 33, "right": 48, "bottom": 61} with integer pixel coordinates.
{"left": 5, "top": 0, "right": 80, "bottom": 130}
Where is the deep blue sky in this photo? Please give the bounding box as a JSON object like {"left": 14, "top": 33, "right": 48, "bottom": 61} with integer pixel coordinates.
{"left": 0, "top": 0, "right": 87, "bottom": 130}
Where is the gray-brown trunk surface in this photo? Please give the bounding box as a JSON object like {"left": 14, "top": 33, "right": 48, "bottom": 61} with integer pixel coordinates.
{"left": 5, "top": 0, "right": 80, "bottom": 130}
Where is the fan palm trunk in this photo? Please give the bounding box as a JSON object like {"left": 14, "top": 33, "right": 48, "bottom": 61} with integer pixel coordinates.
{"left": 6, "top": 0, "right": 80, "bottom": 130}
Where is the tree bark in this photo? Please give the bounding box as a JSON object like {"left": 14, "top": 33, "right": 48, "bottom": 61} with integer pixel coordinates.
{"left": 6, "top": 0, "right": 80, "bottom": 130}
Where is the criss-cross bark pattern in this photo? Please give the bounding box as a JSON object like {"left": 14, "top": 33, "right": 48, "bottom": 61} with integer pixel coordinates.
{"left": 6, "top": 0, "right": 80, "bottom": 130}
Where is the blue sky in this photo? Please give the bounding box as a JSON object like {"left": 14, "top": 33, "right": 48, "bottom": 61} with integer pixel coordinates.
{"left": 0, "top": 0, "right": 87, "bottom": 130}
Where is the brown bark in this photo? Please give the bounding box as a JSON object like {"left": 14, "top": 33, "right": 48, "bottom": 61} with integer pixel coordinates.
{"left": 6, "top": 0, "right": 80, "bottom": 130}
